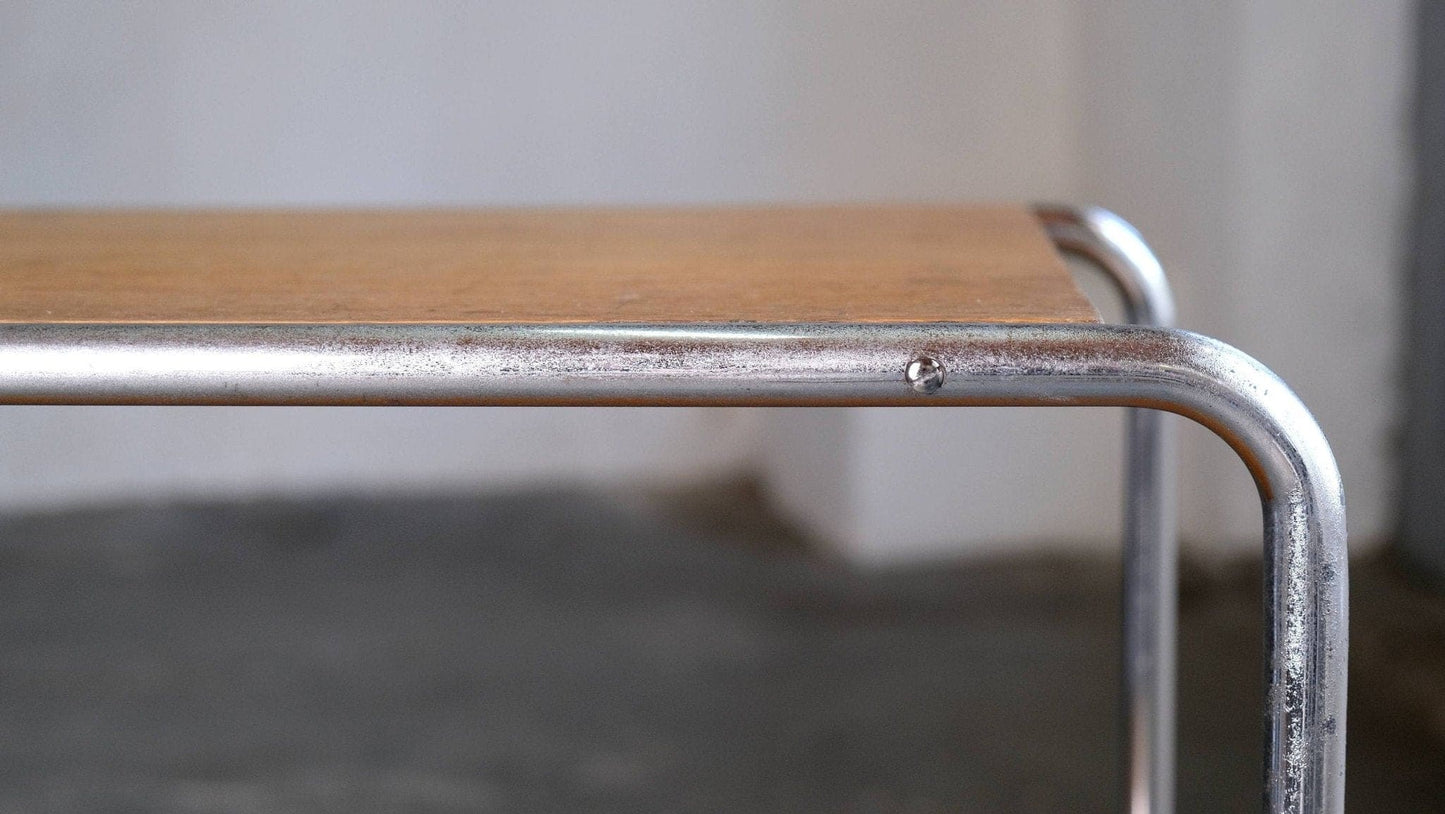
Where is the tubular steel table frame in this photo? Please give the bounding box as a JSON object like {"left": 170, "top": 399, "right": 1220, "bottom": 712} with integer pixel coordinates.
{"left": 0, "top": 208, "right": 1345, "bottom": 814}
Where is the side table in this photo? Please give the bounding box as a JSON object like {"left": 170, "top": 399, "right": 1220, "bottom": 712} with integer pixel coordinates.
{"left": 0, "top": 205, "right": 1346, "bottom": 813}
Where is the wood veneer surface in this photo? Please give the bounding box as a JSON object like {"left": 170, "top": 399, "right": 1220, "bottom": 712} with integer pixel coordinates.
{"left": 0, "top": 206, "right": 1097, "bottom": 324}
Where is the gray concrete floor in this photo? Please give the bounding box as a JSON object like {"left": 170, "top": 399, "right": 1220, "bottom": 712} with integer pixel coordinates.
{"left": 0, "top": 486, "right": 1441, "bottom": 812}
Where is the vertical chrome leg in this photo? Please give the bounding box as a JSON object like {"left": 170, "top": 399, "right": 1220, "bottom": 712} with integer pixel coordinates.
{"left": 940, "top": 325, "right": 1346, "bottom": 813}
{"left": 1036, "top": 205, "right": 1179, "bottom": 814}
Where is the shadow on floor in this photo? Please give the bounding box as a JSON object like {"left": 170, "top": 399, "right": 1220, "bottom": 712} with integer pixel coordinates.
{"left": 0, "top": 487, "right": 1440, "bottom": 812}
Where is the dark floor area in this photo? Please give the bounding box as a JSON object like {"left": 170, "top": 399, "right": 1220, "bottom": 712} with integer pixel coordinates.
{"left": 0, "top": 488, "right": 1441, "bottom": 812}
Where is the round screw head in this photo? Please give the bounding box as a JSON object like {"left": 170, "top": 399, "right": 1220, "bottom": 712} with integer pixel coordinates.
{"left": 905, "top": 355, "right": 945, "bottom": 394}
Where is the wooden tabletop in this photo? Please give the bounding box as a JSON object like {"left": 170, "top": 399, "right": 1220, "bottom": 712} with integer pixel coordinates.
{"left": 0, "top": 206, "right": 1096, "bottom": 325}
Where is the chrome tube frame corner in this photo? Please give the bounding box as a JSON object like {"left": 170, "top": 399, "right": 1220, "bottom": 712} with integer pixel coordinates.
{"left": 0, "top": 218, "right": 1345, "bottom": 814}
{"left": 1036, "top": 205, "right": 1345, "bottom": 813}
{"left": 1035, "top": 204, "right": 1180, "bottom": 814}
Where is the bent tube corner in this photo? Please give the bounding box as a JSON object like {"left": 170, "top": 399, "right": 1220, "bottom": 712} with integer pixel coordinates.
{"left": 1033, "top": 203, "right": 1177, "bottom": 329}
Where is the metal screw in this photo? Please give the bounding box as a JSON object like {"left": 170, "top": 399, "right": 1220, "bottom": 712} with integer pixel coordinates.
{"left": 905, "top": 355, "right": 945, "bottom": 394}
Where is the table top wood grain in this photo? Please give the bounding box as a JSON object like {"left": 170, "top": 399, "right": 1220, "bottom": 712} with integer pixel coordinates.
{"left": 0, "top": 206, "right": 1097, "bottom": 325}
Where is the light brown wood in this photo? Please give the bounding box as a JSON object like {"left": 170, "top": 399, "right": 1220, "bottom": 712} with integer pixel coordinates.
{"left": 0, "top": 206, "right": 1096, "bottom": 325}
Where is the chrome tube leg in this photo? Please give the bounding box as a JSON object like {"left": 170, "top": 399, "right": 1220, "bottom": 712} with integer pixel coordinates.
{"left": 1142, "top": 332, "right": 1346, "bottom": 814}
{"left": 970, "top": 326, "right": 1345, "bottom": 814}
{"left": 935, "top": 325, "right": 1343, "bottom": 813}
{"left": 1121, "top": 406, "right": 1177, "bottom": 812}
{"left": 1036, "top": 205, "right": 1179, "bottom": 814}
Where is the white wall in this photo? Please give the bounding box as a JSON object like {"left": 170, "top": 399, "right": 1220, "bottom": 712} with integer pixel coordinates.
{"left": 1078, "top": 1, "right": 1412, "bottom": 556}
{"left": 0, "top": 406, "right": 757, "bottom": 510}
{"left": 761, "top": 2, "right": 1413, "bottom": 562}
{"left": 0, "top": 2, "right": 1412, "bottom": 561}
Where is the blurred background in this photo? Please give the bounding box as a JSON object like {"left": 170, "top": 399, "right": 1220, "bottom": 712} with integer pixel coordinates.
{"left": 2, "top": 2, "right": 1441, "bottom": 812}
